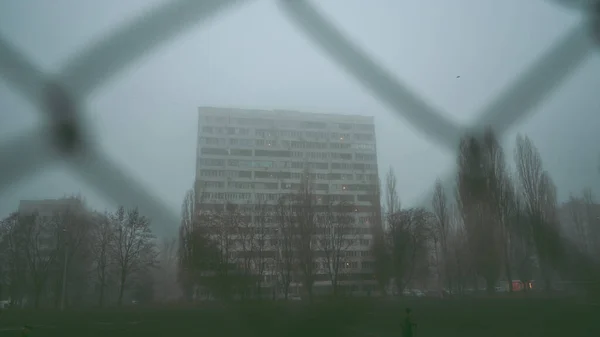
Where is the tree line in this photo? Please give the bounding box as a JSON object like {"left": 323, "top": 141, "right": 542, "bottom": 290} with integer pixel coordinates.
{"left": 178, "top": 169, "right": 363, "bottom": 302}
{"left": 0, "top": 201, "right": 177, "bottom": 308}
{"left": 369, "top": 130, "right": 600, "bottom": 298}
{"left": 178, "top": 131, "right": 599, "bottom": 302}
{"left": 1, "top": 130, "right": 598, "bottom": 307}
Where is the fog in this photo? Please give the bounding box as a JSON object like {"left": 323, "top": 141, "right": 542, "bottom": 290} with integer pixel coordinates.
{"left": 1, "top": 0, "right": 599, "bottom": 232}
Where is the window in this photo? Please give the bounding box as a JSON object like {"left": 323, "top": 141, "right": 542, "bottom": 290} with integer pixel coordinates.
{"left": 256, "top": 193, "right": 283, "bottom": 201}
{"left": 200, "top": 170, "right": 224, "bottom": 177}
{"left": 355, "top": 153, "right": 376, "bottom": 161}
{"left": 202, "top": 126, "right": 213, "bottom": 134}
{"left": 201, "top": 148, "right": 228, "bottom": 155}
{"left": 308, "top": 162, "right": 328, "bottom": 170}
{"left": 254, "top": 171, "right": 278, "bottom": 179}
{"left": 228, "top": 159, "right": 253, "bottom": 167}
{"left": 256, "top": 139, "right": 277, "bottom": 147}
{"left": 325, "top": 194, "right": 354, "bottom": 202}
{"left": 256, "top": 129, "right": 277, "bottom": 138}
{"left": 229, "top": 182, "right": 254, "bottom": 189}
{"left": 226, "top": 127, "right": 249, "bottom": 135}
{"left": 230, "top": 138, "right": 254, "bottom": 146}
{"left": 314, "top": 183, "right": 329, "bottom": 191}
{"left": 331, "top": 133, "right": 350, "bottom": 141}
{"left": 354, "top": 133, "right": 374, "bottom": 141}
{"left": 254, "top": 182, "right": 279, "bottom": 190}
{"left": 291, "top": 141, "right": 327, "bottom": 149}
{"left": 352, "top": 143, "right": 375, "bottom": 151}
{"left": 361, "top": 261, "right": 375, "bottom": 269}
{"left": 230, "top": 149, "right": 252, "bottom": 156}
{"left": 332, "top": 163, "right": 352, "bottom": 170}
{"left": 357, "top": 195, "right": 372, "bottom": 202}
{"left": 344, "top": 262, "right": 359, "bottom": 269}
{"left": 307, "top": 152, "right": 329, "bottom": 160}
{"left": 330, "top": 152, "right": 352, "bottom": 160}
{"left": 253, "top": 161, "right": 273, "bottom": 168}
{"left": 239, "top": 160, "right": 253, "bottom": 168}
{"left": 199, "top": 158, "right": 224, "bottom": 167}
{"left": 201, "top": 181, "right": 224, "bottom": 188}
{"left": 255, "top": 150, "right": 291, "bottom": 157}
{"left": 224, "top": 193, "right": 252, "bottom": 201}
{"left": 201, "top": 137, "right": 223, "bottom": 145}
{"left": 330, "top": 142, "right": 351, "bottom": 149}
{"left": 305, "top": 131, "right": 328, "bottom": 138}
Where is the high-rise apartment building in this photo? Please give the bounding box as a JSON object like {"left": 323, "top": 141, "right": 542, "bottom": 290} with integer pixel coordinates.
{"left": 194, "top": 107, "right": 380, "bottom": 297}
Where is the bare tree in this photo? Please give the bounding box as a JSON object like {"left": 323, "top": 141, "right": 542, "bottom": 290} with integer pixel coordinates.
{"left": 369, "top": 177, "right": 390, "bottom": 295}
{"left": 234, "top": 205, "right": 256, "bottom": 299}
{"left": 496, "top": 173, "right": 520, "bottom": 292}
{"left": 111, "top": 207, "right": 157, "bottom": 306}
{"left": 565, "top": 195, "right": 588, "bottom": 253}
{"left": 90, "top": 212, "right": 115, "bottom": 306}
{"left": 17, "top": 213, "right": 60, "bottom": 308}
{"left": 317, "top": 200, "right": 355, "bottom": 296}
{"left": 385, "top": 167, "right": 401, "bottom": 215}
{"left": 252, "top": 201, "right": 272, "bottom": 298}
{"left": 456, "top": 129, "right": 505, "bottom": 294}
{"left": 510, "top": 197, "right": 535, "bottom": 293}
{"left": 431, "top": 179, "right": 450, "bottom": 293}
{"left": 514, "top": 134, "right": 562, "bottom": 291}
{"left": 154, "top": 237, "right": 179, "bottom": 301}
{"left": 178, "top": 189, "right": 223, "bottom": 302}
{"left": 52, "top": 206, "right": 93, "bottom": 308}
{"left": 177, "top": 188, "right": 198, "bottom": 300}
{"left": 292, "top": 170, "right": 318, "bottom": 302}
{"left": 581, "top": 188, "right": 600, "bottom": 256}
{"left": 203, "top": 202, "right": 249, "bottom": 300}
{"left": 275, "top": 195, "right": 295, "bottom": 300}
{"left": 388, "top": 207, "right": 430, "bottom": 295}
{"left": 446, "top": 205, "right": 470, "bottom": 295}
{"left": 0, "top": 213, "right": 28, "bottom": 306}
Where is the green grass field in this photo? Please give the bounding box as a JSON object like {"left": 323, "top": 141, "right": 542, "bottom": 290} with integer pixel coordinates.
{"left": 0, "top": 298, "right": 597, "bottom": 337}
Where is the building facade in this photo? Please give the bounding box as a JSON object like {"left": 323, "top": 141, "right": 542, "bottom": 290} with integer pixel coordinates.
{"left": 194, "top": 107, "right": 380, "bottom": 297}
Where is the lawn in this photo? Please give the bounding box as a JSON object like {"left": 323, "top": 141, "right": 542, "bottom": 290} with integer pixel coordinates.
{"left": 0, "top": 297, "right": 597, "bottom": 337}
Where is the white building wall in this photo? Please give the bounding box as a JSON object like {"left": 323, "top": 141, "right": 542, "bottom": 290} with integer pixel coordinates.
{"left": 194, "top": 107, "right": 380, "bottom": 295}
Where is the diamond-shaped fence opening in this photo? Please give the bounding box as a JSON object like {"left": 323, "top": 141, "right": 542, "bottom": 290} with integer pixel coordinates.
{"left": 0, "top": 0, "right": 599, "bottom": 297}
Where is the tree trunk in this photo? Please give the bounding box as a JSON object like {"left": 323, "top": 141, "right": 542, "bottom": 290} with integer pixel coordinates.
{"left": 98, "top": 281, "right": 105, "bottom": 307}
{"left": 306, "top": 283, "right": 313, "bottom": 303}
{"left": 505, "top": 261, "right": 513, "bottom": 292}
{"left": 486, "top": 277, "right": 495, "bottom": 295}
{"left": 117, "top": 272, "right": 126, "bottom": 306}
{"left": 33, "top": 284, "right": 43, "bottom": 309}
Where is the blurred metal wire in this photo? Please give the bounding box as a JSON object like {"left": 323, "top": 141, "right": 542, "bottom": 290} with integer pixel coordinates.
{"left": 0, "top": 0, "right": 598, "bottom": 240}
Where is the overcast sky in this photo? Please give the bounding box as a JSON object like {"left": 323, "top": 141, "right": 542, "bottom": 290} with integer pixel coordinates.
{"left": 1, "top": 0, "right": 599, "bottom": 233}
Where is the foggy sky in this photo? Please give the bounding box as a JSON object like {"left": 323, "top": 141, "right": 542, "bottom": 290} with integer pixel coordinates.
{"left": 1, "top": 0, "right": 599, "bottom": 231}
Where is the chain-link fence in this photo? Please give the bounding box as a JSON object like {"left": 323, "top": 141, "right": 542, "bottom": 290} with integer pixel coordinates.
{"left": 0, "top": 0, "right": 598, "bottom": 239}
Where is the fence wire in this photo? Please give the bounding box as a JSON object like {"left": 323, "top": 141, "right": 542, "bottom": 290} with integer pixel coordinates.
{"left": 0, "top": 0, "right": 598, "bottom": 239}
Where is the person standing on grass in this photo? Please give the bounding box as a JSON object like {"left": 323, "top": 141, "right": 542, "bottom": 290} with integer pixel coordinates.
{"left": 401, "top": 308, "right": 417, "bottom": 337}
